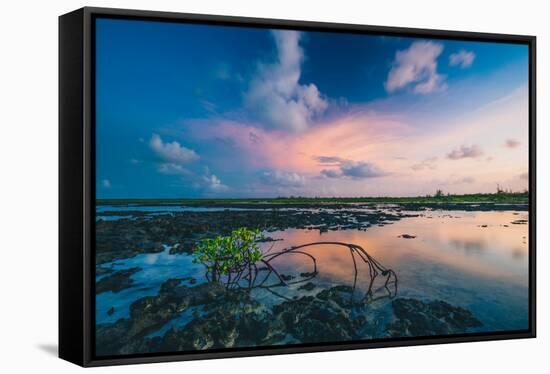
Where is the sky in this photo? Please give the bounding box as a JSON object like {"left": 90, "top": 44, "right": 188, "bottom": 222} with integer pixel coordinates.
{"left": 95, "top": 18, "right": 529, "bottom": 199}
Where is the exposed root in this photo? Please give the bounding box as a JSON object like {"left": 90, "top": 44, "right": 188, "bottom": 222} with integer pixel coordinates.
{"left": 201, "top": 241, "right": 398, "bottom": 303}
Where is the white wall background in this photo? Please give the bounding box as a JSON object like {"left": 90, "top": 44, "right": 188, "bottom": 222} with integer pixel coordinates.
{"left": 0, "top": 0, "right": 546, "bottom": 372}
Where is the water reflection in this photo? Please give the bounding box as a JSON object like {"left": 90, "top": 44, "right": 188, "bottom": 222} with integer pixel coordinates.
{"left": 96, "top": 209, "right": 529, "bottom": 334}
{"left": 258, "top": 210, "right": 528, "bottom": 331}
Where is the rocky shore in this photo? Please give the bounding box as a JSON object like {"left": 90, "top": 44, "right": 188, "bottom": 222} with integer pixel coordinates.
{"left": 96, "top": 201, "right": 527, "bottom": 264}
{"left": 96, "top": 279, "right": 482, "bottom": 356}
{"left": 96, "top": 204, "right": 420, "bottom": 264}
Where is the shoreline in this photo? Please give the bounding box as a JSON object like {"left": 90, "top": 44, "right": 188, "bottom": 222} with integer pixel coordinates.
{"left": 96, "top": 193, "right": 529, "bottom": 206}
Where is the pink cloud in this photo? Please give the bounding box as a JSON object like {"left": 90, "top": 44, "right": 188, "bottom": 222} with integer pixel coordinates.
{"left": 181, "top": 111, "right": 412, "bottom": 177}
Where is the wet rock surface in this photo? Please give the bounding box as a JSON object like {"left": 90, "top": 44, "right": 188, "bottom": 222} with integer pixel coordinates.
{"left": 96, "top": 281, "right": 227, "bottom": 355}
{"left": 398, "top": 234, "right": 416, "bottom": 239}
{"left": 270, "top": 288, "right": 363, "bottom": 344}
{"left": 297, "top": 282, "right": 316, "bottom": 291}
{"left": 96, "top": 279, "right": 484, "bottom": 356}
{"left": 96, "top": 202, "right": 526, "bottom": 264}
{"left": 96, "top": 267, "right": 142, "bottom": 294}
{"left": 385, "top": 298, "right": 482, "bottom": 337}
{"left": 96, "top": 206, "right": 419, "bottom": 264}
{"left": 159, "top": 288, "right": 270, "bottom": 351}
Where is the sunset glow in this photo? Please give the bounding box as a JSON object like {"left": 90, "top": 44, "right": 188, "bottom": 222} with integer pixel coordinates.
{"left": 96, "top": 20, "right": 529, "bottom": 198}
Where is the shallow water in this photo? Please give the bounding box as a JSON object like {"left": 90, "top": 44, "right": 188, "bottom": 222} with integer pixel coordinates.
{"left": 255, "top": 211, "right": 529, "bottom": 332}
{"left": 95, "top": 208, "right": 529, "bottom": 336}
{"left": 96, "top": 247, "right": 203, "bottom": 324}
{"left": 96, "top": 204, "right": 263, "bottom": 213}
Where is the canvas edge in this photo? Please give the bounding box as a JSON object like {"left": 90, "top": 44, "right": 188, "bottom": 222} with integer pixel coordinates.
{"left": 59, "top": 7, "right": 85, "bottom": 367}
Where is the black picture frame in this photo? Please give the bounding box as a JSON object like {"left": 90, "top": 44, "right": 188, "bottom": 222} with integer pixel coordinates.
{"left": 59, "top": 6, "right": 537, "bottom": 367}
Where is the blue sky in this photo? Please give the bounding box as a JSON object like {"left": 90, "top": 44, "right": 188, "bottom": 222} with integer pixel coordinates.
{"left": 95, "top": 18, "right": 529, "bottom": 199}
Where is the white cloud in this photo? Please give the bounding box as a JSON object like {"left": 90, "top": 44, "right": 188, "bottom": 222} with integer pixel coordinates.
{"left": 157, "top": 163, "right": 191, "bottom": 176}
{"left": 262, "top": 170, "right": 306, "bottom": 187}
{"left": 102, "top": 179, "right": 111, "bottom": 188}
{"left": 201, "top": 167, "right": 228, "bottom": 192}
{"left": 385, "top": 41, "right": 447, "bottom": 94}
{"left": 449, "top": 50, "right": 475, "bottom": 68}
{"left": 447, "top": 145, "right": 484, "bottom": 160}
{"left": 245, "top": 30, "right": 328, "bottom": 132}
{"left": 149, "top": 134, "right": 199, "bottom": 165}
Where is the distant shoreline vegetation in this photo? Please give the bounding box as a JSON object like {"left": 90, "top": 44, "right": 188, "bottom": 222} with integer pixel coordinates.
{"left": 96, "top": 191, "right": 528, "bottom": 205}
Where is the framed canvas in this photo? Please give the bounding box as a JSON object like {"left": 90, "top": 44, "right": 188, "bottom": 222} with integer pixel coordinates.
{"left": 59, "top": 7, "right": 536, "bottom": 367}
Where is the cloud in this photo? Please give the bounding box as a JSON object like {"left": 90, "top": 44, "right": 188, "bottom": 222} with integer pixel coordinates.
{"left": 449, "top": 50, "right": 475, "bottom": 68}
{"left": 320, "top": 169, "right": 342, "bottom": 178}
{"left": 505, "top": 138, "right": 521, "bottom": 148}
{"left": 102, "top": 179, "right": 111, "bottom": 188}
{"left": 341, "top": 161, "right": 385, "bottom": 178}
{"left": 130, "top": 158, "right": 142, "bottom": 165}
{"left": 318, "top": 157, "right": 385, "bottom": 179}
{"left": 447, "top": 145, "right": 484, "bottom": 160}
{"left": 202, "top": 173, "right": 228, "bottom": 192}
{"left": 519, "top": 172, "right": 528, "bottom": 180}
{"left": 148, "top": 134, "right": 226, "bottom": 193}
{"left": 261, "top": 170, "right": 306, "bottom": 187}
{"left": 315, "top": 156, "right": 345, "bottom": 165}
{"left": 385, "top": 41, "right": 447, "bottom": 94}
{"left": 157, "top": 163, "right": 191, "bottom": 176}
{"left": 149, "top": 134, "right": 199, "bottom": 165}
{"left": 411, "top": 157, "right": 438, "bottom": 171}
{"left": 245, "top": 30, "right": 328, "bottom": 132}
{"left": 191, "top": 167, "right": 228, "bottom": 193}
{"left": 249, "top": 131, "right": 262, "bottom": 144}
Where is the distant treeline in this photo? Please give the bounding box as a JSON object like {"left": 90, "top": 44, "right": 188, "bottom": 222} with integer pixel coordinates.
{"left": 97, "top": 191, "right": 529, "bottom": 205}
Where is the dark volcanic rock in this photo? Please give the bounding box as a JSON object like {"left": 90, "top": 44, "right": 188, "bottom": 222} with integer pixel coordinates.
{"left": 257, "top": 237, "right": 283, "bottom": 243}
{"left": 95, "top": 205, "right": 420, "bottom": 263}
{"left": 316, "top": 285, "right": 356, "bottom": 307}
{"left": 95, "top": 267, "right": 141, "bottom": 294}
{"left": 280, "top": 274, "right": 295, "bottom": 281}
{"left": 398, "top": 234, "right": 416, "bottom": 239}
{"left": 299, "top": 271, "right": 318, "bottom": 278}
{"left": 127, "top": 281, "right": 226, "bottom": 338}
{"left": 297, "top": 282, "right": 316, "bottom": 291}
{"left": 95, "top": 216, "right": 165, "bottom": 264}
{"left": 159, "top": 289, "right": 269, "bottom": 351}
{"left": 96, "top": 283, "right": 376, "bottom": 355}
{"left": 96, "top": 281, "right": 227, "bottom": 355}
{"left": 95, "top": 201, "right": 526, "bottom": 264}
{"left": 270, "top": 293, "right": 360, "bottom": 343}
{"left": 385, "top": 298, "right": 482, "bottom": 337}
